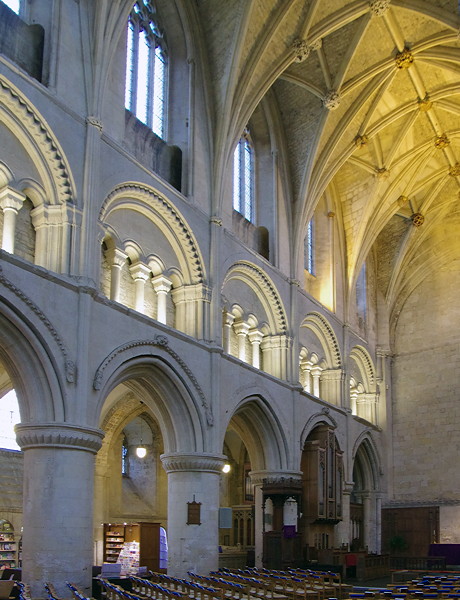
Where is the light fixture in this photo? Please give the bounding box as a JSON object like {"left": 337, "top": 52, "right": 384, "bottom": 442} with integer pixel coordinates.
{"left": 136, "top": 418, "right": 147, "bottom": 458}
{"left": 222, "top": 463, "right": 231, "bottom": 473}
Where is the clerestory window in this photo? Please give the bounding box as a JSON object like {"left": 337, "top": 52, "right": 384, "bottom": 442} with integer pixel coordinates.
{"left": 125, "top": 1, "right": 167, "bottom": 139}
{"left": 304, "top": 218, "right": 315, "bottom": 275}
{"left": 233, "top": 130, "right": 254, "bottom": 222}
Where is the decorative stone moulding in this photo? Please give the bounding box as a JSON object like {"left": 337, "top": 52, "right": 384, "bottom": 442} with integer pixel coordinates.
{"left": 15, "top": 423, "right": 105, "bottom": 453}
{"left": 369, "top": 0, "right": 391, "bottom": 17}
{"left": 395, "top": 47, "right": 414, "bottom": 69}
{"left": 449, "top": 163, "right": 460, "bottom": 177}
{"left": 397, "top": 195, "right": 409, "bottom": 207}
{"left": 323, "top": 90, "right": 341, "bottom": 111}
{"left": 160, "top": 452, "right": 227, "bottom": 474}
{"left": 411, "top": 212, "right": 424, "bottom": 227}
{"left": 434, "top": 134, "right": 450, "bottom": 149}
{"left": 355, "top": 134, "right": 368, "bottom": 148}
{"left": 248, "top": 470, "right": 303, "bottom": 487}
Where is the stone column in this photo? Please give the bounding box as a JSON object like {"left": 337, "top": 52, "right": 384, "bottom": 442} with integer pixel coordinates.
{"left": 160, "top": 453, "right": 227, "bottom": 577}
{"left": 299, "top": 358, "right": 312, "bottom": 393}
{"left": 311, "top": 365, "right": 322, "bottom": 397}
{"left": 260, "top": 335, "right": 290, "bottom": 379}
{"left": 15, "top": 423, "right": 104, "bottom": 599}
{"left": 248, "top": 329, "right": 264, "bottom": 369}
{"left": 171, "top": 283, "right": 212, "bottom": 339}
{"left": 0, "top": 187, "right": 25, "bottom": 253}
{"left": 222, "top": 311, "right": 235, "bottom": 354}
{"left": 335, "top": 481, "right": 354, "bottom": 548}
{"left": 363, "top": 493, "right": 371, "bottom": 551}
{"left": 105, "top": 248, "right": 128, "bottom": 302}
{"left": 233, "top": 320, "right": 250, "bottom": 362}
{"left": 129, "top": 262, "right": 151, "bottom": 314}
{"left": 152, "top": 274, "right": 173, "bottom": 324}
{"left": 320, "top": 369, "right": 343, "bottom": 405}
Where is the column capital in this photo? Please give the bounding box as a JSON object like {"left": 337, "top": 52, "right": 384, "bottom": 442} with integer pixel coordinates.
{"left": 0, "top": 186, "right": 26, "bottom": 212}
{"left": 248, "top": 329, "right": 264, "bottom": 345}
{"left": 15, "top": 423, "right": 104, "bottom": 454}
{"left": 160, "top": 452, "right": 227, "bottom": 474}
{"left": 105, "top": 247, "right": 128, "bottom": 268}
{"left": 249, "top": 470, "right": 303, "bottom": 487}
{"left": 129, "top": 262, "right": 151, "bottom": 282}
{"left": 171, "top": 282, "right": 211, "bottom": 303}
{"left": 152, "top": 274, "right": 173, "bottom": 294}
{"left": 223, "top": 311, "right": 235, "bottom": 327}
{"left": 233, "top": 320, "right": 250, "bottom": 336}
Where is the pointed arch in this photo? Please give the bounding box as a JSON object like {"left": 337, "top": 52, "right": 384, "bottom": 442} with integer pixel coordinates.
{"left": 352, "top": 432, "right": 382, "bottom": 491}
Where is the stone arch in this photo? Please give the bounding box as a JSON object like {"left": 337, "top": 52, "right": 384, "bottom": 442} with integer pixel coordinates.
{"left": 0, "top": 298, "right": 65, "bottom": 424}
{"left": 223, "top": 393, "right": 291, "bottom": 472}
{"left": 222, "top": 261, "right": 288, "bottom": 334}
{"left": 350, "top": 345, "right": 376, "bottom": 392}
{"left": 352, "top": 432, "right": 382, "bottom": 491}
{"left": 92, "top": 335, "right": 211, "bottom": 454}
{"left": 0, "top": 75, "right": 75, "bottom": 206}
{"left": 100, "top": 183, "right": 206, "bottom": 285}
{"left": 301, "top": 311, "right": 341, "bottom": 368}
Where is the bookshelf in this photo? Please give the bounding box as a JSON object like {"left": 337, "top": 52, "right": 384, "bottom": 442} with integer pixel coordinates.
{"left": 0, "top": 521, "right": 17, "bottom": 569}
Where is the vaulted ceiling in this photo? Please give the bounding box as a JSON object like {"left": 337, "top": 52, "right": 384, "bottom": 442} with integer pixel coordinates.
{"left": 193, "top": 0, "right": 460, "bottom": 324}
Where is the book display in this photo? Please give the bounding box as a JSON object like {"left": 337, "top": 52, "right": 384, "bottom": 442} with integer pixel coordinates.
{"left": 0, "top": 520, "right": 16, "bottom": 569}
{"left": 102, "top": 522, "right": 163, "bottom": 573}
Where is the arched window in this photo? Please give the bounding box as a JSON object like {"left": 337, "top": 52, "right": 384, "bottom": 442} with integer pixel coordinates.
{"left": 356, "top": 263, "right": 367, "bottom": 320}
{"left": 125, "top": 1, "right": 167, "bottom": 139}
{"left": 233, "top": 131, "right": 254, "bottom": 222}
{"left": 121, "top": 436, "right": 129, "bottom": 476}
{"left": 304, "top": 218, "right": 315, "bottom": 275}
{"left": 1, "top": 0, "right": 20, "bottom": 14}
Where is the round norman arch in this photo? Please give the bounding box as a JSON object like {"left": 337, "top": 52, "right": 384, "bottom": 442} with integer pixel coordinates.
{"left": 301, "top": 311, "right": 342, "bottom": 368}
{"left": 92, "top": 336, "right": 212, "bottom": 455}
{"left": 222, "top": 261, "right": 288, "bottom": 334}
{"left": 0, "top": 75, "right": 75, "bottom": 206}
{"left": 349, "top": 345, "right": 376, "bottom": 393}
{"left": 99, "top": 183, "right": 206, "bottom": 285}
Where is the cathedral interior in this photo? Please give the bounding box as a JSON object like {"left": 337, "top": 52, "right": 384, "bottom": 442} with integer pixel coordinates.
{"left": 1, "top": 0, "right": 460, "bottom": 597}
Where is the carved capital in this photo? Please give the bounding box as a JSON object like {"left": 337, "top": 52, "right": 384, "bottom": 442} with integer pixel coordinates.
{"left": 210, "top": 216, "right": 222, "bottom": 226}
{"left": 15, "top": 423, "right": 104, "bottom": 453}
{"left": 160, "top": 453, "right": 227, "bottom": 474}
{"left": 129, "top": 262, "right": 151, "bottom": 282}
{"left": 0, "top": 186, "right": 25, "bottom": 212}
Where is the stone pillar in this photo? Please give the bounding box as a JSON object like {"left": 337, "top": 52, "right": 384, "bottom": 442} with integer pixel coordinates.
{"left": 260, "top": 335, "right": 290, "bottom": 379}
{"left": 311, "top": 365, "right": 322, "bottom": 397}
{"left": 171, "top": 283, "right": 212, "bottom": 339}
{"left": 129, "top": 262, "right": 151, "bottom": 314}
{"left": 320, "top": 369, "right": 343, "bottom": 405}
{"left": 335, "top": 481, "right": 354, "bottom": 548}
{"left": 363, "top": 494, "right": 371, "bottom": 551}
{"left": 152, "top": 274, "right": 173, "bottom": 324}
{"left": 0, "top": 187, "right": 25, "bottom": 253}
{"left": 233, "top": 320, "right": 250, "bottom": 362}
{"left": 15, "top": 423, "right": 104, "bottom": 599}
{"left": 105, "top": 248, "right": 128, "bottom": 302}
{"left": 248, "top": 329, "right": 264, "bottom": 369}
{"left": 299, "top": 359, "right": 312, "bottom": 393}
{"left": 222, "top": 311, "right": 235, "bottom": 354}
{"left": 160, "top": 453, "right": 227, "bottom": 577}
